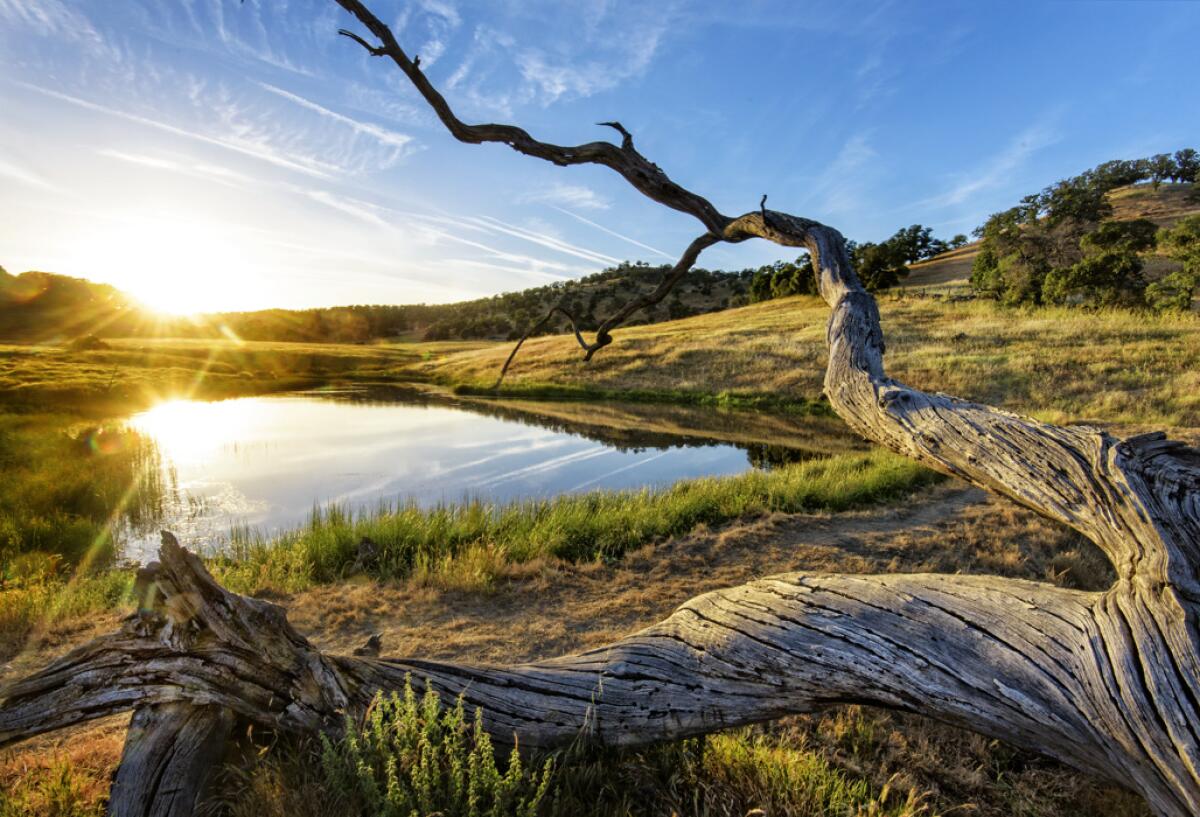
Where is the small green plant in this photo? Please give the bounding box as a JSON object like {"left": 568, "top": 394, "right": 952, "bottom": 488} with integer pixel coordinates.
{"left": 317, "top": 682, "right": 553, "bottom": 817}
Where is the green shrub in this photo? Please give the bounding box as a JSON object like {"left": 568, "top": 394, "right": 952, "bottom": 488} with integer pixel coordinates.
{"left": 230, "top": 681, "right": 930, "bottom": 817}
{"left": 1042, "top": 251, "right": 1147, "bottom": 308}
{"left": 317, "top": 683, "right": 553, "bottom": 817}
{"left": 1149, "top": 215, "right": 1200, "bottom": 311}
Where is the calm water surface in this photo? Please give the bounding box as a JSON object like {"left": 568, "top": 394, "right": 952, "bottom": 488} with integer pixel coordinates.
{"left": 121, "top": 391, "right": 773, "bottom": 560}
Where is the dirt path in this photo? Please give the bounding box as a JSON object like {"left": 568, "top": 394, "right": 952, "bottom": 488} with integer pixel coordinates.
{"left": 286, "top": 480, "right": 1104, "bottom": 664}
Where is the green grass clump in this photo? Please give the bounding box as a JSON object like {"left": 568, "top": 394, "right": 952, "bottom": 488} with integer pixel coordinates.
{"left": 317, "top": 685, "right": 553, "bottom": 817}
{"left": 0, "top": 570, "right": 133, "bottom": 660}
{"left": 215, "top": 449, "right": 939, "bottom": 594}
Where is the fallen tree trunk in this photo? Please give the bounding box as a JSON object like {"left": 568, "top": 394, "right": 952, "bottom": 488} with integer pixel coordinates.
{"left": 4, "top": 3, "right": 1200, "bottom": 815}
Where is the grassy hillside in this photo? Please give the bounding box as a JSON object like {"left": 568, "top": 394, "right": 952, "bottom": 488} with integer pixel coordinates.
{"left": 423, "top": 293, "right": 1200, "bottom": 428}
{"left": 0, "top": 269, "right": 149, "bottom": 342}
{"left": 904, "top": 182, "right": 1199, "bottom": 288}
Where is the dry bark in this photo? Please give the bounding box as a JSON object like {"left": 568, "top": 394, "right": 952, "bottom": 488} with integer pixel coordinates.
{"left": 3, "top": 3, "right": 1199, "bottom": 815}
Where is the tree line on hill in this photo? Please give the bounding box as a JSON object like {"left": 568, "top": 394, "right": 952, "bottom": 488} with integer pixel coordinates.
{"left": 742, "top": 224, "right": 968, "bottom": 303}
{"left": 970, "top": 148, "right": 1200, "bottom": 310}
{"left": 203, "top": 262, "right": 749, "bottom": 343}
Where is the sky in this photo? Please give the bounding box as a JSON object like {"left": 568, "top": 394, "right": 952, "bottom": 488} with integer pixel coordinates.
{"left": 1, "top": 1, "right": 1197, "bottom": 314}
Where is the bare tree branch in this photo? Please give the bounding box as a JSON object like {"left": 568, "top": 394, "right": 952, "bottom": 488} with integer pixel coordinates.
{"left": 493, "top": 233, "right": 719, "bottom": 387}
{"left": 333, "top": 0, "right": 730, "bottom": 236}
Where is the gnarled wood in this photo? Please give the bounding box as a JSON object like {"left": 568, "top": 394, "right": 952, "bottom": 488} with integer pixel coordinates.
{"left": 2, "top": 4, "right": 1198, "bottom": 816}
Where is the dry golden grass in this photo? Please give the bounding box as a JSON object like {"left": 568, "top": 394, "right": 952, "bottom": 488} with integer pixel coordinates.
{"left": 423, "top": 293, "right": 1200, "bottom": 428}
{"left": 1109, "top": 182, "right": 1200, "bottom": 227}
{"left": 0, "top": 717, "right": 124, "bottom": 817}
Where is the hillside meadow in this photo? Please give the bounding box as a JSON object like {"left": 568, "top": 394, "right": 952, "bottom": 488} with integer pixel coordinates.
{"left": 424, "top": 292, "right": 1200, "bottom": 428}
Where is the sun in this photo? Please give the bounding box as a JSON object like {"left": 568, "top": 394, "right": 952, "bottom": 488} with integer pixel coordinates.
{"left": 70, "top": 211, "right": 268, "bottom": 315}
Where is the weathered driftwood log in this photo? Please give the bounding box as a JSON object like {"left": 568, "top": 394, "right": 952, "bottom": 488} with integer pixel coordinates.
{"left": 3, "top": 3, "right": 1200, "bottom": 815}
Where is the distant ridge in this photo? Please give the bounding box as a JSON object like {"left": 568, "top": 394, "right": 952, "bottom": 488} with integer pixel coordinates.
{"left": 0, "top": 261, "right": 747, "bottom": 345}
{"left": 0, "top": 268, "right": 146, "bottom": 343}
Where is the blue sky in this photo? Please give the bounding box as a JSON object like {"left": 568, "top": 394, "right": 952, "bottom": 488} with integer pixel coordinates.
{"left": 1, "top": 0, "right": 1197, "bottom": 313}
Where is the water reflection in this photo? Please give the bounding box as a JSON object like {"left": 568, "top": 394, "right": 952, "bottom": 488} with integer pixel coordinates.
{"left": 119, "top": 389, "right": 858, "bottom": 561}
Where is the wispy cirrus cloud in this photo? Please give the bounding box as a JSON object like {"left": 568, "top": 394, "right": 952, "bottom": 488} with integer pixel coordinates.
{"left": 406, "top": 0, "right": 461, "bottom": 68}
{"left": 914, "top": 119, "right": 1061, "bottom": 210}
{"left": 443, "top": 1, "right": 678, "bottom": 113}
{"left": 305, "top": 190, "right": 391, "bottom": 228}
{"left": 18, "top": 80, "right": 340, "bottom": 178}
{"left": 520, "top": 183, "right": 609, "bottom": 211}
{"left": 259, "top": 83, "right": 415, "bottom": 155}
{"left": 798, "top": 133, "right": 880, "bottom": 216}
{"left": 206, "top": 0, "right": 316, "bottom": 77}
{"left": 193, "top": 79, "right": 413, "bottom": 176}
{"left": 549, "top": 206, "right": 674, "bottom": 260}
{"left": 467, "top": 215, "right": 620, "bottom": 266}
{"left": 97, "top": 148, "right": 251, "bottom": 187}
{"left": 0, "top": 157, "right": 62, "bottom": 193}
{"left": 514, "top": 39, "right": 657, "bottom": 105}
{"left": 298, "top": 191, "right": 599, "bottom": 282}
{"left": 0, "top": 0, "right": 114, "bottom": 58}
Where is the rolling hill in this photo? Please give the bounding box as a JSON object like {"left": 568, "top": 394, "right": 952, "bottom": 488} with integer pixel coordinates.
{"left": 904, "top": 182, "right": 1198, "bottom": 288}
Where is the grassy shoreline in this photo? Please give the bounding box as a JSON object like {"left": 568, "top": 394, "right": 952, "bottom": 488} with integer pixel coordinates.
{"left": 212, "top": 448, "right": 938, "bottom": 594}
{"left": 450, "top": 381, "right": 832, "bottom": 415}
{"left": 1, "top": 448, "right": 940, "bottom": 655}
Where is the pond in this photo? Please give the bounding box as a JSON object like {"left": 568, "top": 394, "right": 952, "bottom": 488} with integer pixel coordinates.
{"left": 119, "top": 388, "right": 860, "bottom": 561}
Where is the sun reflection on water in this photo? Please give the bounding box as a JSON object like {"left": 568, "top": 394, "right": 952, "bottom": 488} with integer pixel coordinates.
{"left": 126, "top": 397, "right": 266, "bottom": 465}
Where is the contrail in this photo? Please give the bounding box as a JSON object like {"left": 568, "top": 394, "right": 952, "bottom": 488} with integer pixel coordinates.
{"left": 550, "top": 205, "right": 674, "bottom": 260}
